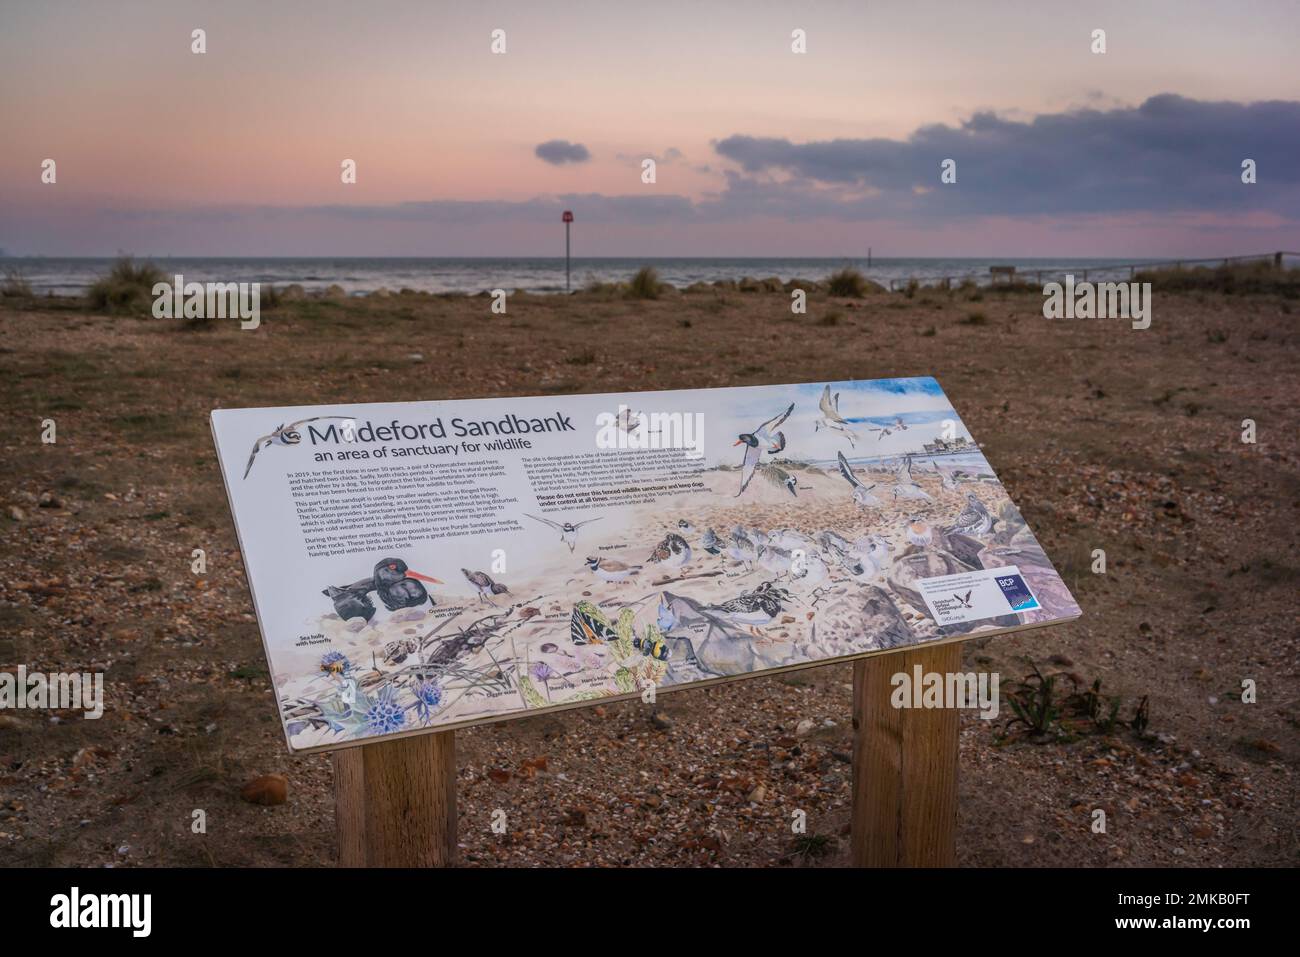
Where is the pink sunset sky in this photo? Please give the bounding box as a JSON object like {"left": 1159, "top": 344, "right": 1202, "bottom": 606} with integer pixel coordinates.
{"left": 1, "top": 0, "right": 1298, "bottom": 256}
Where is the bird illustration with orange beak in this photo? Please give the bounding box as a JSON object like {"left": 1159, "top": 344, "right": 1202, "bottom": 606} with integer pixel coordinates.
{"left": 734, "top": 402, "right": 794, "bottom": 496}
{"left": 323, "top": 557, "right": 443, "bottom": 623}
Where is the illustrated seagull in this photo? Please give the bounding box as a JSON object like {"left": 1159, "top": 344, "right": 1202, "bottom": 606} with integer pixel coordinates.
{"left": 524, "top": 513, "right": 602, "bottom": 552}
{"left": 814, "top": 385, "right": 859, "bottom": 446}
{"left": 836, "top": 451, "right": 883, "bottom": 509}
{"left": 734, "top": 402, "right": 795, "bottom": 496}
{"left": 244, "top": 416, "right": 356, "bottom": 479}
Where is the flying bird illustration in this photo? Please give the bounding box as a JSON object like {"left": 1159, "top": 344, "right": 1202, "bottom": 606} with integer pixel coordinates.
{"left": 734, "top": 402, "right": 795, "bottom": 496}
{"left": 836, "top": 451, "right": 883, "bottom": 509}
{"left": 524, "top": 513, "right": 602, "bottom": 552}
{"left": 814, "top": 385, "right": 859, "bottom": 446}
{"left": 953, "top": 590, "right": 973, "bottom": 609}
{"left": 244, "top": 416, "right": 356, "bottom": 479}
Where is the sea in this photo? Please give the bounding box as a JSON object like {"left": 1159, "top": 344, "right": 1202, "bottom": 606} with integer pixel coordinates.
{"left": 1, "top": 256, "right": 1168, "bottom": 297}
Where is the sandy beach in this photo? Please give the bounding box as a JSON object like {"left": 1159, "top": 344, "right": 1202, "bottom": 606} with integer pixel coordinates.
{"left": 0, "top": 276, "right": 1296, "bottom": 867}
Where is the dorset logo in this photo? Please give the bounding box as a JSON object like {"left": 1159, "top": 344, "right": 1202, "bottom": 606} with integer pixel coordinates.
{"left": 1042, "top": 274, "right": 1151, "bottom": 329}
{"left": 151, "top": 273, "right": 260, "bottom": 329}
{"left": 49, "top": 887, "right": 151, "bottom": 937}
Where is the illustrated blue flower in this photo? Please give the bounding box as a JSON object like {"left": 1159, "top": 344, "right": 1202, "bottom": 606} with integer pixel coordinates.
{"left": 413, "top": 678, "right": 443, "bottom": 722}
{"left": 530, "top": 661, "right": 554, "bottom": 683}
{"left": 320, "top": 650, "right": 352, "bottom": 676}
{"left": 363, "top": 685, "right": 406, "bottom": 735}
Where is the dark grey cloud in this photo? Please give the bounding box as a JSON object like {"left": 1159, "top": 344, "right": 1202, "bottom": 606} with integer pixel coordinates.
{"left": 534, "top": 139, "right": 591, "bottom": 165}
{"left": 713, "top": 95, "right": 1300, "bottom": 219}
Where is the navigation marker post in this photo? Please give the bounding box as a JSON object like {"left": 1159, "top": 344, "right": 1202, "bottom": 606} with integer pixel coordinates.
{"left": 562, "top": 209, "right": 574, "bottom": 292}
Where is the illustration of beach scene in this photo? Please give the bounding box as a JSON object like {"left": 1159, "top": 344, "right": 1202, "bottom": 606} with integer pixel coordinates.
{"left": 234, "top": 378, "right": 1081, "bottom": 752}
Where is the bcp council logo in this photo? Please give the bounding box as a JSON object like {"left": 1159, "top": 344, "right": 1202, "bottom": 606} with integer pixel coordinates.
{"left": 994, "top": 573, "right": 1039, "bottom": 611}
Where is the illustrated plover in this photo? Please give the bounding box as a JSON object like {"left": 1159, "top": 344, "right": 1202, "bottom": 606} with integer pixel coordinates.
{"left": 584, "top": 556, "right": 641, "bottom": 582}
{"left": 890, "top": 455, "right": 932, "bottom": 502}
{"left": 244, "top": 415, "right": 357, "bottom": 479}
{"left": 944, "top": 492, "right": 996, "bottom": 536}
{"left": 814, "top": 384, "right": 859, "bottom": 446}
{"left": 852, "top": 534, "right": 893, "bottom": 579}
{"left": 756, "top": 462, "right": 798, "bottom": 496}
{"left": 734, "top": 402, "right": 795, "bottom": 496}
{"left": 647, "top": 532, "right": 692, "bottom": 568}
{"left": 525, "top": 513, "right": 602, "bottom": 552}
{"left": 837, "top": 451, "right": 883, "bottom": 509}
{"left": 461, "top": 568, "right": 509, "bottom": 604}
{"left": 725, "top": 527, "right": 761, "bottom": 570}
{"left": 677, "top": 519, "right": 696, "bottom": 534}
{"left": 790, "top": 548, "right": 830, "bottom": 588}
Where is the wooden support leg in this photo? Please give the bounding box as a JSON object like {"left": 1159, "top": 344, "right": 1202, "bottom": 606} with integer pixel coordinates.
{"left": 851, "top": 642, "right": 960, "bottom": 867}
{"left": 334, "top": 730, "right": 457, "bottom": 867}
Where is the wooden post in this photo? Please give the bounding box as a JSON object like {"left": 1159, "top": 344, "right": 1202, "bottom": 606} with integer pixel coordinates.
{"left": 851, "top": 641, "right": 960, "bottom": 867}
{"left": 334, "top": 729, "right": 457, "bottom": 867}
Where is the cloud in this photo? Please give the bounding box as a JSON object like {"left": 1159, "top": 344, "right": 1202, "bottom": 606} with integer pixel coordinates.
{"left": 534, "top": 139, "right": 591, "bottom": 165}
{"left": 712, "top": 94, "right": 1300, "bottom": 220}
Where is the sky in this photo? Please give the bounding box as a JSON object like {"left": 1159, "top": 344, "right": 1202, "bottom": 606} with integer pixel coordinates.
{"left": 1, "top": 0, "right": 1298, "bottom": 256}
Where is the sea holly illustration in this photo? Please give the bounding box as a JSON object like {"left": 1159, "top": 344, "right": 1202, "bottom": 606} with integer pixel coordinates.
{"left": 361, "top": 685, "right": 406, "bottom": 736}
{"left": 320, "top": 650, "right": 352, "bottom": 676}
{"left": 413, "top": 678, "right": 443, "bottom": 723}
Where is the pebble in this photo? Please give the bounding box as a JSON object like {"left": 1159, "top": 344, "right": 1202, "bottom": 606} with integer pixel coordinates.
{"left": 240, "top": 773, "right": 288, "bottom": 806}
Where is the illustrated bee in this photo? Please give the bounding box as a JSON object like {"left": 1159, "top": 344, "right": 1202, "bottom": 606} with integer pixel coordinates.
{"left": 570, "top": 602, "right": 617, "bottom": 645}
{"left": 633, "top": 635, "right": 670, "bottom": 661}
{"left": 382, "top": 637, "right": 419, "bottom": 666}
{"left": 321, "top": 659, "right": 347, "bottom": 676}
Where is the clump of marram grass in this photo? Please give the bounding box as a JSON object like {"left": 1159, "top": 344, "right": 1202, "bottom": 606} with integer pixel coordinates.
{"left": 1, "top": 268, "right": 33, "bottom": 298}
{"left": 627, "top": 266, "right": 661, "bottom": 300}
{"left": 1134, "top": 260, "right": 1300, "bottom": 297}
{"left": 87, "top": 255, "right": 165, "bottom": 313}
{"left": 827, "top": 267, "right": 869, "bottom": 298}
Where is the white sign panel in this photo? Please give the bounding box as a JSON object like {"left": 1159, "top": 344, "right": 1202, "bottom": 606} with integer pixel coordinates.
{"left": 210, "top": 378, "right": 1081, "bottom": 753}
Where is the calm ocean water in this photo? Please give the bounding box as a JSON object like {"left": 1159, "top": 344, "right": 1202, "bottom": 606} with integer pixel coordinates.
{"left": 1, "top": 256, "right": 1166, "bottom": 297}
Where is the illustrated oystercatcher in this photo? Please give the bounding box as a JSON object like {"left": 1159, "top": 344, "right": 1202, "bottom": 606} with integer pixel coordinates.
{"left": 322, "top": 558, "right": 442, "bottom": 623}
{"left": 734, "top": 402, "right": 795, "bottom": 496}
